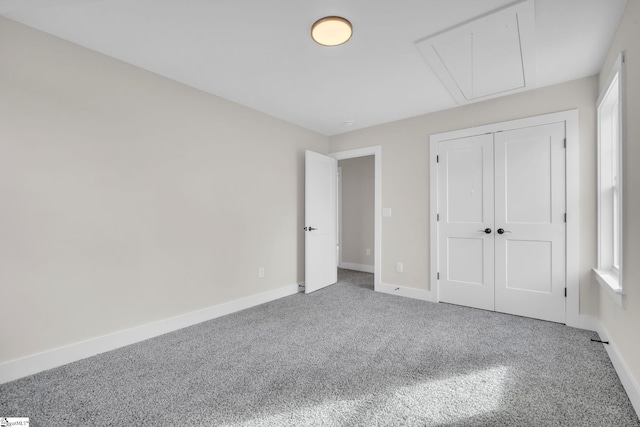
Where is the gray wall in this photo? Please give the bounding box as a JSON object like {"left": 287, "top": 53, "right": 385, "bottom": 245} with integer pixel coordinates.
{"left": 0, "top": 17, "right": 328, "bottom": 362}
{"left": 595, "top": 0, "right": 640, "bottom": 393}
{"left": 330, "top": 76, "right": 598, "bottom": 299}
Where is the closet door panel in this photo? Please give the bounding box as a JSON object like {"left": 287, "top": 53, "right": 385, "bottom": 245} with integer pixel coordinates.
{"left": 494, "top": 123, "right": 566, "bottom": 323}
{"left": 437, "top": 134, "right": 495, "bottom": 311}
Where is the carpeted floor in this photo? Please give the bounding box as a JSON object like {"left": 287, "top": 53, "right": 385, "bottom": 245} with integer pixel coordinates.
{"left": 1, "top": 269, "right": 638, "bottom": 426}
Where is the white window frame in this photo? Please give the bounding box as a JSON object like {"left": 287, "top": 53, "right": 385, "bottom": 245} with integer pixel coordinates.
{"left": 594, "top": 51, "right": 625, "bottom": 306}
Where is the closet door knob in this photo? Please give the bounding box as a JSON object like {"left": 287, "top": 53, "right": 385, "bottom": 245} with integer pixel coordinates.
{"left": 477, "top": 228, "right": 492, "bottom": 234}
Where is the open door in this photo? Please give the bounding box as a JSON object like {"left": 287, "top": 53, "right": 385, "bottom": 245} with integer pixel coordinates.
{"left": 305, "top": 150, "right": 337, "bottom": 293}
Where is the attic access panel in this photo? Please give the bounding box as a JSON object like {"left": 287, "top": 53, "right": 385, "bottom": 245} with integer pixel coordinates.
{"left": 416, "top": 0, "right": 536, "bottom": 104}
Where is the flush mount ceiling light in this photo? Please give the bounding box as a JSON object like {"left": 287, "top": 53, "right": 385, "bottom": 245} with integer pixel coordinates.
{"left": 311, "top": 16, "right": 352, "bottom": 46}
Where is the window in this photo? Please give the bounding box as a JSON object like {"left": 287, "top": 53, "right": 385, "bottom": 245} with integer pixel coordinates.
{"left": 594, "top": 52, "right": 625, "bottom": 305}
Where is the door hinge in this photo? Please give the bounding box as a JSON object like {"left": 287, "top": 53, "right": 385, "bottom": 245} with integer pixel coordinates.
{"left": 564, "top": 138, "right": 566, "bottom": 148}
{"left": 565, "top": 288, "right": 567, "bottom": 297}
{"left": 437, "top": 213, "right": 440, "bottom": 221}
{"left": 564, "top": 213, "right": 567, "bottom": 223}
{"left": 437, "top": 272, "right": 440, "bottom": 280}
{"left": 436, "top": 155, "right": 439, "bottom": 163}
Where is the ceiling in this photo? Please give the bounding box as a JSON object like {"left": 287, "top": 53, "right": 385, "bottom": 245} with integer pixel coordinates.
{"left": 0, "top": 0, "right": 628, "bottom": 136}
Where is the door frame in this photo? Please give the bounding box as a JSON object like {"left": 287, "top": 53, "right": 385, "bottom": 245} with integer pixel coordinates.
{"left": 429, "top": 110, "right": 584, "bottom": 328}
{"left": 330, "top": 146, "right": 382, "bottom": 291}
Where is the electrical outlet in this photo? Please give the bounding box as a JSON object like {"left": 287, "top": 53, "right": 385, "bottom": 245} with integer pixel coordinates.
{"left": 366, "top": 248, "right": 371, "bottom": 256}
{"left": 258, "top": 267, "right": 265, "bottom": 278}
{"left": 396, "top": 262, "right": 403, "bottom": 273}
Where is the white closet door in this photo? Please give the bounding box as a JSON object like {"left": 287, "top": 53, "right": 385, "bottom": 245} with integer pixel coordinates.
{"left": 438, "top": 134, "right": 495, "bottom": 311}
{"left": 494, "top": 123, "right": 566, "bottom": 323}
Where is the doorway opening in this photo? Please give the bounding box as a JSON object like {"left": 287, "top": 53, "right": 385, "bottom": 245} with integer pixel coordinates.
{"left": 331, "top": 146, "right": 382, "bottom": 291}
{"left": 338, "top": 156, "right": 375, "bottom": 272}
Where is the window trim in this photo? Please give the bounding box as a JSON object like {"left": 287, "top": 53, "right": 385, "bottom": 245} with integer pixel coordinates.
{"left": 594, "top": 51, "right": 625, "bottom": 306}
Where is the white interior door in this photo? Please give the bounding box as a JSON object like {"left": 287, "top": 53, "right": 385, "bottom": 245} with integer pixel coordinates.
{"left": 438, "top": 134, "right": 495, "bottom": 311}
{"left": 494, "top": 123, "right": 566, "bottom": 323}
{"left": 437, "top": 123, "right": 566, "bottom": 323}
{"left": 305, "top": 150, "right": 337, "bottom": 293}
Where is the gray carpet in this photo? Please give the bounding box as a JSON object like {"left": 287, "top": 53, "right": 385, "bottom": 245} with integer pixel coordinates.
{"left": 1, "top": 269, "right": 638, "bottom": 426}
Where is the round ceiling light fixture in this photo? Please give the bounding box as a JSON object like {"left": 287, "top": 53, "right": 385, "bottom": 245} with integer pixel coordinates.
{"left": 311, "top": 16, "right": 352, "bottom": 46}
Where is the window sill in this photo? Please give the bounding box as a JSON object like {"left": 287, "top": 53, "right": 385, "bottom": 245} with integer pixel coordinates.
{"left": 593, "top": 268, "right": 623, "bottom": 306}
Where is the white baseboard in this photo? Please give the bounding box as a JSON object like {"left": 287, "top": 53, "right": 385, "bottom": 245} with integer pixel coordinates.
{"left": 567, "top": 313, "right": 599, "bottom": 331}
{"left": 591, "top": 316, "right": 640, "bottom": 418}
{"left": 0, "top": 283, "right": 299, "bottom": 385}
{"left": 339, "top": 262, "right": 374, "bottom": 274}
{"left": 376, "top": 282, "right": 432, "bottom": 302}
